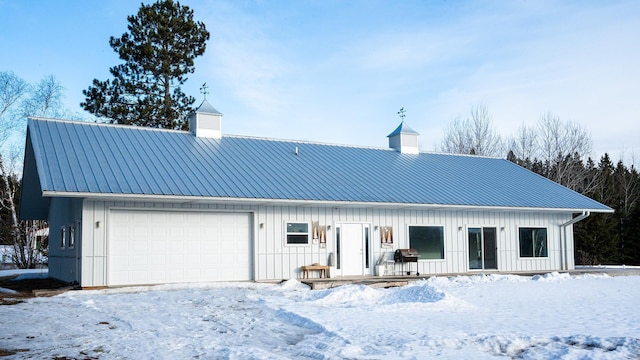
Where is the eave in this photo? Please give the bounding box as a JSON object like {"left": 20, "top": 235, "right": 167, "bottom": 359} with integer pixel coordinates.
{"left": 41, "top": 190, "right": 615, "bottom": 214}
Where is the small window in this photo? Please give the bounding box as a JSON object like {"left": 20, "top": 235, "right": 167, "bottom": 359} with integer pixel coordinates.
{"left": 336, "top": 226, "right": 341, "bottom": 269}
{"left": 286, "top": 222, "right": 309, "bottom": 244}
{"left": 365, "top": 226, "right": 370, "bottom": 269}
{"left": 69, "top": 224, "right": 75, "bottom": 249}
{"left": 519, "top": 227, "right": 548, "bottom": 257}
{"left": 60, "top": 226, "right": 66, "bottom": 249}
{"left": 409, "top": 226, "right": 445, "bottom": 260}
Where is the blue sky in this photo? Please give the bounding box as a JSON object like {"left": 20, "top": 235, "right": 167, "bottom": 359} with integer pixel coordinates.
{"left": 1, "top": 0, "right": 638, "bottom": 160}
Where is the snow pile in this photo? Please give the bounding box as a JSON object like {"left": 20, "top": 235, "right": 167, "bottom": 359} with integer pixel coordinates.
{"left": 307, "top": 284, "right": 381, "bottom": 306}
{"left": 531, "top": 271, "right": 572, "bottom": 281}
{"left": 286, "top": 280, "right": 468, "bottom": 312}
{"left": 12, "top": 271, "right": 48, "bottom": 281}
{"left": 278, "top": 278, "right": 311, "bottom": 291}
{"left": 1, "top": 270, "right": 639, "bottom": 359}
{"left": 0, "top": 268, "right": 47, "bottom": 278}
{"left": 381, "top": 281, "right": 446, "bottom": 304}
{"left": 0, "top": 287, "right": 17, "bottom": 295}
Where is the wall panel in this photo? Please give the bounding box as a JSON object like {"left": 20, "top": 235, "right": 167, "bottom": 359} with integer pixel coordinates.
{"left": 75, "top": 199, "right": 580, "bottom": 286}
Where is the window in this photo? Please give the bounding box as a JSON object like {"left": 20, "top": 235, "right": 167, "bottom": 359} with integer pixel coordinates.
{"left": 364, "top": 226, "right": 370, "bottom": 269}
{"left": 60, "top": 226, "right": 66, "bottom": 249}
{"left": 519, "top": 227, "right": 548, "bottom": 257}
{"left": 286, "top": 222, "right": 309, "bottom": 244}
{"left": 409, "top": 226, "right": 444, "bottom": 260}
{"left": 69, "top": 224, "right": 75, "bottom": 249}
{"left": 336, "top": 226, "right": 341, "bottom": 269}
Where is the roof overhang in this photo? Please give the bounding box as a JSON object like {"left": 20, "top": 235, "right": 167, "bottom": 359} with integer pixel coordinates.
{"left": 40, "top": 190, "right": 615, "bottom": 214}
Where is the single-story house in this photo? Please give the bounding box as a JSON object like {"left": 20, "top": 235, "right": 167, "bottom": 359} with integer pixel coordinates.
{"left": 19, "top": 100, "right": 612, "bottom": 287}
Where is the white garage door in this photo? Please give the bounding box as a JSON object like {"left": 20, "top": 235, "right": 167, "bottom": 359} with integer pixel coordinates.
{"left": 108, "top": 210, "right": 252, "bottom": 286}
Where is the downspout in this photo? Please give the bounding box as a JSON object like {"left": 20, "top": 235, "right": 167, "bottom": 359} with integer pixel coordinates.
{"left": 559, "top": 211, "right": 590, "bottom": 270}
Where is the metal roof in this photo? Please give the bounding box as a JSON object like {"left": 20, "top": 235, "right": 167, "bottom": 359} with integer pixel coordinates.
{"left": 387, "top": 121, "right": 419, "bottom": 137}
{"left": 195, "top": 99, "right": 222, "bottom": 115}
{"left": 20, "top": 118, "right": 612, "bottom": 218}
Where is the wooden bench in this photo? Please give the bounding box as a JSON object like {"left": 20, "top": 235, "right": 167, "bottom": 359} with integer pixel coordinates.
{"left": 301, "top": 265, "right": 329, "bottom": 279}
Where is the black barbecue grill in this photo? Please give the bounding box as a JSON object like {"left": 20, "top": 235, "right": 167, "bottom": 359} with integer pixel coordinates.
{"left": 394, "top": 248, "right": 420, "bottom": 276}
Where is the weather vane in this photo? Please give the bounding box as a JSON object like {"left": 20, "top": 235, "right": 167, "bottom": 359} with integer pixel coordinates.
{"left": 398, "top": 107, "right": 406, "bottom": 122}
{"left": 200, "top": 82, "right": 209, "bottom": 100}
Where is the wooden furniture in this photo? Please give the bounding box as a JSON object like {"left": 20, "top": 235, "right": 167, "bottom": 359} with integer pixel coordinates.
{"left": 301, "top": 265, "right": 329, "bottom": 279}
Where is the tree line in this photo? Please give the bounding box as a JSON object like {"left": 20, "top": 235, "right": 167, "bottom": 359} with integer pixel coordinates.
{"left": 441, "top": 105, "right": 639, "bottom": 265}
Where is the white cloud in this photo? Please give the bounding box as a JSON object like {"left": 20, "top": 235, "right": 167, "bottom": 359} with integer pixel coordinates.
{"left": 184, "top": 0, "right": 639, "bottom": 157}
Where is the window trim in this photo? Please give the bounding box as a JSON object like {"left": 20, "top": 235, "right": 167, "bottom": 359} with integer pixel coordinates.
{"left": 68, "top": 224, "right": 75, "bottom": 249}
{"left": 60, "top": 226, "right": 66, "bottom": 249}
{"left": 407, "top": 224, "right": 446, "bottom": 261}
{"left": 284, "top": 221, "right": 310, "bottom": 246}
{"left": 518, "top": 226, "right": 549, "bottom": 259}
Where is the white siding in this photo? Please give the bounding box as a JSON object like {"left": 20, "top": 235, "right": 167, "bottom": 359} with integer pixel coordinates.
{"left": 74, "top": 199, "right": 576, "bottom": 287}
{"left": 254, "top": 206, "right": 572, "bottom": 280}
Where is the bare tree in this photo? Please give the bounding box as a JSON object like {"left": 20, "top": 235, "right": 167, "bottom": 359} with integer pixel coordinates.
{"left": 0, "top": 71, "right": 29, "bottom": 146}
{"left": 441, "top": 105, "right": 504, "bottom": 156}
{"left": 441, "top": 117, "right": 468, "bottom": 154}
{"left": 536, "top": 113, "right": 592, "bottom": 190}
{"left": 616, "top": 161, "right": 639, "bottom": 216}
{"left": 0, "top": 72, "right": 72, "bottom": 268}
{"left": 20, "top": 75, "right": 64, "bottom": 118}
{"left": 0, "top": 153, "right": 44, "bottom": 268}
{"left": 508, "top": 124, "right": 538, "bottom": 164}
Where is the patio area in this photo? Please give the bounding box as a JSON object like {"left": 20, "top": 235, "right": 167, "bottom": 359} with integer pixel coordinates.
{"left": 299, "top": 266, "right": 640, "bottom": 290}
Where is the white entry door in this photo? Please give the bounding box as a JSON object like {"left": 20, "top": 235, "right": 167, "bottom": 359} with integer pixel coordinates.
{"left": 337, "top": 223, "right": 371, "bottom": 276}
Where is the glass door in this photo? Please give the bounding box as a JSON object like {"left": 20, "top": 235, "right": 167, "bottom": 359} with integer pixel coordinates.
{"left": 468, "top": 227, "right": 497, "bottom": 270}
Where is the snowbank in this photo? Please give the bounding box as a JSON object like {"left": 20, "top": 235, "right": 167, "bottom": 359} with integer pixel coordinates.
{"left": 0, "top": 273, "right": 638, "bottom": 359}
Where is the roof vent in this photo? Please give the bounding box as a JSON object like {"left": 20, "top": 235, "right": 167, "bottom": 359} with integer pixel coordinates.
{"left": 189, "top": 99, "right": 223, "bottom": 139}
{"left": 387, "top": 108, "right": 419, "bottom": 154}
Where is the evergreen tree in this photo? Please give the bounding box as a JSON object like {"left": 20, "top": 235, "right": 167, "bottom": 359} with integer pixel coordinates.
{"left": 621, "top": 200, "right": 640, "bottom": 264}
{"left": 81, "top": 0, "right": 209, "bottom": 130}
{"left": 574, "top": 154, "right": 621, "bottom": 264}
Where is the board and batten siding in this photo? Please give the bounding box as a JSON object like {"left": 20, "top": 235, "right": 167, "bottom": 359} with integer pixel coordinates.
{"left": 255, "top": 206, "right": 573, "bottom": 279}
{"left": 48, "top": 197, "right": 83, "bottom": 284}
{"left": 77, "top": 199, "right": 575, "bottom": 287}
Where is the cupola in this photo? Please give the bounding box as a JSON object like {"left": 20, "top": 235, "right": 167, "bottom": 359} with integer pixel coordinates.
{"left": 387, "top": 112, "right": 419, "bottom": 154}
{"left": 189, "top": 99, "right": 223, "bottom": 139}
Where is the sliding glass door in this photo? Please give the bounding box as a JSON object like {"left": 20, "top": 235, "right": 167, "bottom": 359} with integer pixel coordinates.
{"left": 468, "top": 227, "right": 497, "bottom": 270}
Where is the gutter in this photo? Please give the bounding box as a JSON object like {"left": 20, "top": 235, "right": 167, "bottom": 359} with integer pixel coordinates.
{"left": 559, "top": 211, "right": 591, "bottom": 270}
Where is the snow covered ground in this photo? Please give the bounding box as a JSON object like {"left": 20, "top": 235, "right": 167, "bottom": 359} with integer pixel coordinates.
{"left": 1, "top": 271, "right": 639, "bottom": 359}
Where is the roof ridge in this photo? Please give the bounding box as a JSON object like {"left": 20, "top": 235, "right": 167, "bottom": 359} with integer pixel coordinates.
{"left": 28, "top": 117, "right": 186, "bottom": 134}
{"left": 30, "top": 116, "right": 502, "bottom": 159}
{"left": 222, "top": 133, "right": 397, "bottom": 151}
{"left": 226, "top": 135, "right": 505, "bottom": 159}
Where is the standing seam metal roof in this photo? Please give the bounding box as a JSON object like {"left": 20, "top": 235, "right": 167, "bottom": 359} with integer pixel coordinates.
{"left": 24, "top": 118, "right": 612, "bottom": 212}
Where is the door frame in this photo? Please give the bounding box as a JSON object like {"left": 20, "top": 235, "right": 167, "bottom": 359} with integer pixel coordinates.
{"left": 466, "top": 225, "right": 498, "bottom": 271}
{"left": 334, "top": 222, "right": 372, "bottom": 277}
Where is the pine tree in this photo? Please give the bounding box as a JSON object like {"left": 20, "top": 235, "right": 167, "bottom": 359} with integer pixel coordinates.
{"left": 574, "top": 154, "right": 621, "bottom": 264}
{"left": 81, "top": 0, "right": 209, "bottom": 130}
{"left": 621, "top": 200, "right": 640, "bottom": 264}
